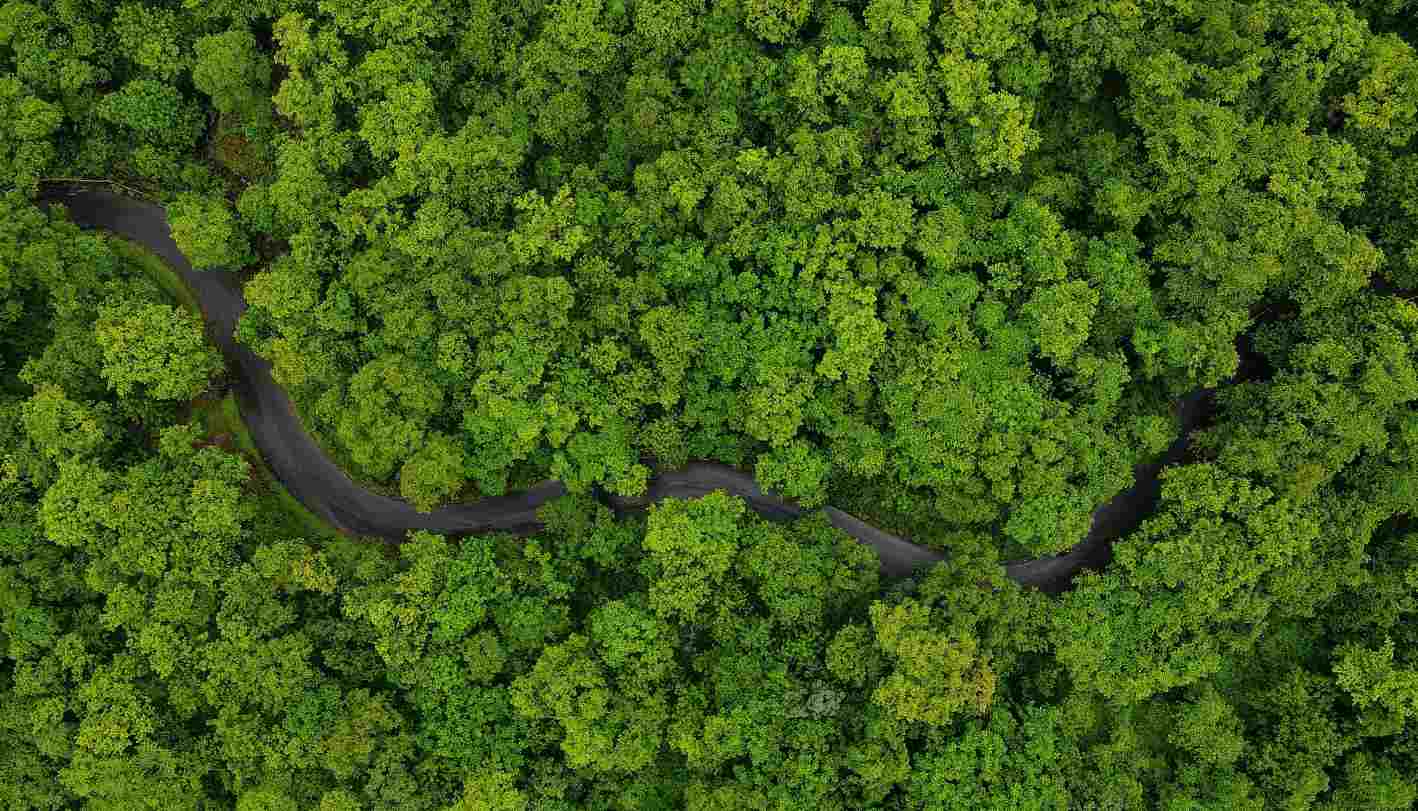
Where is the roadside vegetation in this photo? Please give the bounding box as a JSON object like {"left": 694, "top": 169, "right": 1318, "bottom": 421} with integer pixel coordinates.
{"left": 193, "top": 393, "right": 345, "bottom": 543}
{"left": 2, "top": 0, "right": 1418, "bottom": 808}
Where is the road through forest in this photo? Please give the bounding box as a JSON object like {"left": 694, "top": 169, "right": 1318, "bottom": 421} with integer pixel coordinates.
{"left": 44, "top": 186, "right": 1210, "bottom": 592}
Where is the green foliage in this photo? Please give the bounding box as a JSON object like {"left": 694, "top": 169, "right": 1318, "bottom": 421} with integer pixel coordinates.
{"left": 869, "top": 599, "right": 996, "bottom": 726}
{"left": 399, "top": 432, "right": 466, "bottom": 512}
{"left": 168, "top": 192, "right": 253, "bottom": 271}
{"left": 95, "top": 80, "right": 203, "bottom": 148}
{"left": 192, "top": 30, "right": 273, "bottom": 121}
{"left": 111, "top": 3, "right": 190, "bottom": 81}
{"left": 0, "top": 76, "right": 61, "bottom": 192}
{"left": 94, "top": 300, "right": 222, "bottom": 401}
{"left": 1334, "top": 638, "right": 1418, "bottom": 724}
{"left": 6, "top": 0, "right": 1418, "bottom": 808}
{"left": 641, "top": 492, "right": 744, "bottom": 624}
{"left": 334, "top": 354, "right": 444, "bottom": 481}
{"left": 21, "top": 383, "right": 112, "bottom": 460}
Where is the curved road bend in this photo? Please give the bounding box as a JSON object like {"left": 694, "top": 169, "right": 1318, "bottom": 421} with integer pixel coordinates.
{"left": 43, "top": 186, "right": 1210, "bottom": 590}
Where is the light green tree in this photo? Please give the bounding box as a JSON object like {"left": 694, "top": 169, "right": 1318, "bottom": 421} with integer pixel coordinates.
{"left": 94, "top": 300, "right": 222, "bottom": 401}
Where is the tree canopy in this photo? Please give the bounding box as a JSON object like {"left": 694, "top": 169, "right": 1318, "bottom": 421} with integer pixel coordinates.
{"left": 4, "top": 0, "right": 1418, "bottom": 807}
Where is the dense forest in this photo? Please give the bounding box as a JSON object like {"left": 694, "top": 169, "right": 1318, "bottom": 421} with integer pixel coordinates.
{"left": 4, "top": 0, "right": 1418, "bottom": 807}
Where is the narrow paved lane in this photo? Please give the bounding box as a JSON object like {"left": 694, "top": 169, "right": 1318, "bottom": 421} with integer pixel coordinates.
{"left": 42, "top": 185, "right": 1208, "bottom": 588}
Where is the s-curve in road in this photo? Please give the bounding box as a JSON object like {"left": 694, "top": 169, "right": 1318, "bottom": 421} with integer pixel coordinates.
{"left": 42, "top": 185, "right": 1211, "bottom": 591}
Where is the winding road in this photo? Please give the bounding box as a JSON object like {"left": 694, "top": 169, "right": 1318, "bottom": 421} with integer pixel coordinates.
{"left": 42, "top": 185, "right": 1210, "bottom": 591}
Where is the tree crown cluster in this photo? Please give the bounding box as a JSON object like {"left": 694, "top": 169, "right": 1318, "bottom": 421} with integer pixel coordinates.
{"left": 2, "top": 0, "right": 1418, "bottom": 807}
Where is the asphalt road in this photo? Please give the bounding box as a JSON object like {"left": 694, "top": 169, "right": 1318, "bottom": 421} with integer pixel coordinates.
{"left": 42, "top": 185, "right": 1209, "bottom": 589}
